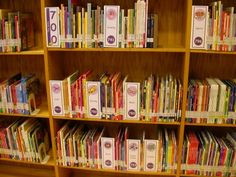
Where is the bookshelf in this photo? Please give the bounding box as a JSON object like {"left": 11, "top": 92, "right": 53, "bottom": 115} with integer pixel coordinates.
{"left": 0, "top": 0, "right": 235, "bottom": 177}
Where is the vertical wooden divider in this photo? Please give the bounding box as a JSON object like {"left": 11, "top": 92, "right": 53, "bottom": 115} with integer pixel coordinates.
{"left": 40, "top": 0, "right": 59, "bottom": 177}
{"left": 176, "top": 0, "right": 192, "bottom": 177}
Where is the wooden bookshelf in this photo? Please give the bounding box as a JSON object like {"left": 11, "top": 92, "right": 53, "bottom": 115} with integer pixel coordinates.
{"left": 47, "top": 47, "right": 186, "bottom": 53}
{"left": 0, "top": 150, "right": 54, "bottom": 167}
{"left": 185, "top": 122, "right": 236, "bottom": 128}
{"left": 0, "top": 103, "right": 49, "bottom": 118}
{"left": 0, "top": 49, "right": 44, "bottom": 55}
{"left": 58, "top": 165, "right": 176, "bottom": 176}
{"left": 0, "top": 0, "right": 235, "bottom": 177}
{"left": 53, "top": 116, "right": 181, "bottom": 125}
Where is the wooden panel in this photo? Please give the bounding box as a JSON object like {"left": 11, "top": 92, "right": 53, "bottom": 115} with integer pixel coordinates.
{"left": 0, "top": 0, "right": 43, "bottom": 48}
{"left": 70, "top": 168, "right": 176, "bottom": 177}
{"left": 184, "top": 126, "right": 235, "bottom": 137}
{"left": 48, "top": 52, "right": 185, "bottom": 82}
{"left": 0, "top": 55, "right": 47, "bottom": 95}
{"left": 44, "top": 0, "right": 187, "bottom": 48}
{"left": 0, "top": 162, "right": 55, "bottom": 177}
{"left": 192, "top": 0, "right": 236, "bottom": 7}
{"left": 189, "top": 53, "right": 236, "bottom": 79}
{"left": 58, "top": 167, "right": 72, "bottom": 177}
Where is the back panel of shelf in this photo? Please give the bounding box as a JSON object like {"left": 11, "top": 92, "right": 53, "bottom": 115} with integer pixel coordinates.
{"left": 189, "top": 53, "right": 236, "bottom": 79}
{"left": 47, "top": 51, "right": 185, "bottom": 82}
{"left": 0, "top": 0, "right": 44, "bottom": 49}
{"left": 0, "top": 55, "right": 47, "bottom": 97}
{"left": 192, "top": 0, "right": 236, "bottom": 6}
{"left": 52, "top": 117, "right": 179, "bottom": 138}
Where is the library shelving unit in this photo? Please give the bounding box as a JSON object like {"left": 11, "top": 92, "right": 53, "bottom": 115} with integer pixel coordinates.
{"left": 0, "top": 0, "right": 235, "bottom": 177}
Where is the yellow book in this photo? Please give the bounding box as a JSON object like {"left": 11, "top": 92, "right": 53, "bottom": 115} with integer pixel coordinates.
{"left": 78, "top": 12, "right": 81, "bottom": 48}
{"left": 167, "top": 132, "right": 172, "bottom": 172}
{"left": 84, "top": 12, "right": 88, "bottom": 48}
{"left": 61, "top": 4, "right": 65, "bottom": 48}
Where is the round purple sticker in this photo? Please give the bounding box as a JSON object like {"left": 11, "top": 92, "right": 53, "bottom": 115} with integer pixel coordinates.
{"left": 147, "top": 163, "right": 154, "bottom": 169}
{"left": 105, "top": 160, "right": 112, "bottom": 166}
{"left": 90, "top": 108, "right": 98, "bottom": 115}
{"left": 107, "top": 35, "right": 115, "bottom": 44}
{"left": 54, "top": 106, "right": 61, "bottom": 113}
{"left": 194, "top": 37, "right": 203, "bottom": 46}
{"left": 128, "top": 109, "right": 136, "bottom": 117}
{"left": 130, "top": 162, "right": 137, "bottom": 168}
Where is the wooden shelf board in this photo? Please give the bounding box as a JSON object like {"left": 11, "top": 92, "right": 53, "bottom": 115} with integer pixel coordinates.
{"left": 181, "top": 175, "right": 219, "bottom": 177}
{"left": 48, "top": 47, "right": 186, "bottom": 53}
{"left": 58, "top": 165, "right": 176, "bottom": 176}
{"left": 190, "top": 49, "right": 236, "bottom": 55}
{"left": 0, "top": 150, "right": 54, "bottom": 167}
{"left": 0, "top": 48, "right": 44, "bottom": 55}
{"left": 0, "top": 104, "right": 49, "bottom": 118}
{"left": 185, "top": 122, "right": 236, "bottom": 127}
{"left": 53, "top": 116, "right": 181, "bottom": 125}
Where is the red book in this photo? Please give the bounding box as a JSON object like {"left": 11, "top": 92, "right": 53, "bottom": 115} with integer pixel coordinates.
{"left": 186, "top": 131, "right": 199, "bottom": 175}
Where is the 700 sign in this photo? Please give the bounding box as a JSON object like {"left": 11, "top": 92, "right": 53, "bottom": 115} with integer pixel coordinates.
{"left": 45, "top": 7, "right": 60, "bottom": 47}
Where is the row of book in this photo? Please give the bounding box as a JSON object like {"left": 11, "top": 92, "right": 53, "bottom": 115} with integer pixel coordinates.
{"left": 56, "top": 122, "right": 177, "bottom": 172}
{"left": 0, "top": 118, "right": 50, "bottom": 163}
{"left": 0, "top": 73, "right": 41, "bottom": 115}
{"left": 45, "top": 0, "right": 158, "bottom": 48}
{"left": 191, "top": 1, "right": 236, "bottom": 51}
{"left": 186, "top": 78, "right": 236, "bottom": 124}
{"left": 50, "top": 71, "right": 182, "bottom": 122}
{"left": 182, "top": 130, "right": 236, "bottom": 177}
{"left": 0, "top": 9, "right": 35, "bottom": 52}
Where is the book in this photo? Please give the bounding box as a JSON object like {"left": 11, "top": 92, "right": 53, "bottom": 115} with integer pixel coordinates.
{"left": 104, "top": 5, "right": 120, "bottom": 47}
{"left": 101, "top": 137, "right": 115, "bottom": 169}
{"left": 50, "top": 80, "right": 65, "bottom": 116}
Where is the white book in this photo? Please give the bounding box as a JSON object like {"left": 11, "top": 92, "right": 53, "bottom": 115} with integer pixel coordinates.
{"left": 127, "top": 139, "right": 140, "bottom": 171}
{"left": 124, "top": 82, "right": 140, "bottom": 120}
{"left": 214, "top": 79, "right": 226, "bottom": 113}
{"left": 190, "top": 6, "right": 208, "bottom": 49}
{"left": 101, "top": 137, "right": 115, "bottom": 169}
{"left": 49, "top": 80, "right": 65, "bottom": 116}
{"left": 136, "top": 0, "right": 146, "bottom": 48}
{"left": 86, "top": 81, "right": 101, "bottom": 118}
{"left": 144, "top": 139, "right": 158, "bottom": 171}
{"left": 104, "top": 5, "right": 120, "bottom": 47}
{"left": 206, "top": 78, "right": 219, "bottom": 116}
